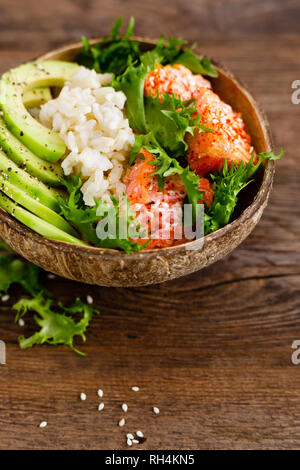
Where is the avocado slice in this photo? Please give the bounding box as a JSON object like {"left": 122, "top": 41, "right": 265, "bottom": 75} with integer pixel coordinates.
{"left": 0, "top": 172, "right": 77, "bottom": 236}
{"left": 23, "top": 86, "right": 52, "bottom": 108}
{"left": 0, "top": 149, "right": 60, "bottom": 212}
{"left": 0, "top": 192, "right": 86, "bottom": 245}
{"left": 0, "top": 116, "right": 63, "bottom": 186}
{"left": 0, "top": 60, "right": 78, "bottom": 162}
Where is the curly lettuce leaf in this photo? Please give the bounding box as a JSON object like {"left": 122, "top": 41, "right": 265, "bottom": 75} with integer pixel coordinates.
{"left": 14, "top": 295, "right": 99, "bottom": 355}
{"left": 95, "top": 195, "right": 148, "bottom": 253}
{"left": 57, "top": 174, "right": 100, "bottom": 245}
{"left": 129, "top": 132, "right": 203, "bottom": 222}
{"left": 205, "top": 150, "right": 284, "bottom": 234}
{"left": 58, "top": 174, "right": 146, "bottom": 253}
{"left": 144, "top": 92, "right": 212, "bottom": 157}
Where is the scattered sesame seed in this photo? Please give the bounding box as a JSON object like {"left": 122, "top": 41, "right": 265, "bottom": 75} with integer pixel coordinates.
{"left": 80, "top": 392, "right": 87, "bottom": 401}
{"left": 47, "top": 273, "right": 55, "bottom": 279}
{"left": 39, "top": 421, "right": 47, "bottom": 428}
{"left": 118, "top": 418, "right": 126, "bottom": 427}
{"left": 18, "top": 318, "right": 25, "bottom": 327}
{"left": 127, "top": 433, "right": 134, "bottom": 440}
{"left": 98, "top": 402, "right": 104, "bottom": 411}
{"left": 132, "top": 439, "right": 139, "bottom": 444}
{"left": 122, "top": 403, "right": 128, "bottom": 413}
{"left": 86, "top": 295, "right": 93, "bottom": 304}
{"left": 131, "top": 386, "right": 139, "bottom": 392}
{"left": 97, "top": 389, "right": 103, "bottom": 398}
{"left": 153, "top": 406, "right": 160, "bottom": 415}
{"left": 136, "top": 430, "right": 144, "bottom": 438}
{"left": 127, "top": 438, "right": 132, "bottom": 446}
{"left": 1, "top": 294, "right": 10, "bottom": 302}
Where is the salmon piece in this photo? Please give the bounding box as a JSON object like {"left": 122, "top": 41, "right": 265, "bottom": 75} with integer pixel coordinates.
{"left": 124, "top": 149, "right": 214, "bottom": 249}
{"left": 187, "top": 86, "right": 254, "bottom": 176}
{"left": 124, "top": 149, "right": 185, "bottom": 206}
{"left": 144, "top": 64, "right": 211, "bottom": 101}
{"left": 145, "top": 64, "right": 254, "bottom": 176}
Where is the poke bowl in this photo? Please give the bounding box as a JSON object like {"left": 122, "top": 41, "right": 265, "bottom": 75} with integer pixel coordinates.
{"left": 0, "top": 22, "right": 276, "bottom": 287}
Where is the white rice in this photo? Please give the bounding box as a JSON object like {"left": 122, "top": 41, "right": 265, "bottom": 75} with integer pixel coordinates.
{"left": 39, "top": 66, "right": 134, "bottom": 206}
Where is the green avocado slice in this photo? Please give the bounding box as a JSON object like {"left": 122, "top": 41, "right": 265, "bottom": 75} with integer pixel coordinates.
{"left": 0, "top": 60, "right": 78, "bottom": 162}
{"left": 0, "top": 192, "right": 86, "bottom": 245}
{"left": 23, "top": 86, "right": 52, "bottom": 108}
{"left": 0, "top": 150, "right": 60, "bottom": 212}
{"left": 0, "top": 116, "right": 63, "bottom": 186}
{"left": 0, "top": 172, "right": 77, "bottom": 236}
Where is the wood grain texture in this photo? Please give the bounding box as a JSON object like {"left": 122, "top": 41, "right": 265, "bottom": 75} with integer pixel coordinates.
{"left": 0, "top": 0, "right": 299, "bottom": 450}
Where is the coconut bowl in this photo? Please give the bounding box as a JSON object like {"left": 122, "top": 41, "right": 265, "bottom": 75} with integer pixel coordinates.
{"left": 0, "top": 38, "right": 273, "bottom": 287}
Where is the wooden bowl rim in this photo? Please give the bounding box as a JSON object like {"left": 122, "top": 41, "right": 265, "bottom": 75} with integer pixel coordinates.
{"left": 0, "top": 36, "right": 274, "bottom": 261}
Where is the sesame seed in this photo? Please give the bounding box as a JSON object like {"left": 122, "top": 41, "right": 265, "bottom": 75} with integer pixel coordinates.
{"left": 118, "top": 418, "right": 126, "bottom": 427}
{"left": 132, "top": 439, "right": 139, "bottom": 444}
{"left": 127, "top": 438, "right": 132, "bottom": 446}
{"left": 122, "top": 403, "right": 128, "bottom": 413}
{"left": 86, "top": 295, "right": 93, "bottom": 304}
{"left": 153, "top": 406, "right": 160, "bottom": 415}
{"left": 98, "top": 402, "right": 104, "bottom": 411}
{"left": 39, "top": 421, "right": 47, "bottom": 428}
{"left": 131, "top": 386, "right": 139, "bottom": 392}
{"left": 136, "top": 430, "right": 144, "bottom": 438}
{"left": 97, "top": 389, "right": 103, "bottom": 398}
{"left": 80, "top": 392, "right": 87, "bottom": 401}
{"left": 1, "top": 294, "right": 10, "bottom": 302}
{"left": 18, "top": 318, "right": 25, "bottom": 327}
{"left": 48, "top": 273, "right": 55, "bottom": 280}
{"left": 127, "top": 433, "right": 134, "bottom": 440}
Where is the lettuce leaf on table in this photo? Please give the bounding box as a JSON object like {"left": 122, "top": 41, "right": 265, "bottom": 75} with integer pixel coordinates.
{"left": 14, "top": 295, "right": 99, "bottom": 355}
{"left": 0, "top": 238, "right": 100, "bottom": 355}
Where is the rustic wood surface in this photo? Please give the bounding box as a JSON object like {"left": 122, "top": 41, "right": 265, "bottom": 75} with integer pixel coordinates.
{"left": 0, "top": 0, "right": 299, "bottom": 450}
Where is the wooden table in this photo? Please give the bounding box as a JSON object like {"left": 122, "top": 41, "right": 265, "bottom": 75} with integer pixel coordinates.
{"left": 0, "top": 0, "right": 299, "bottom": 450}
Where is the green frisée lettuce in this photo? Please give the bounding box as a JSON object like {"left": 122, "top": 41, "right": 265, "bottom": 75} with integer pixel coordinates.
{"left": 77, "top": 16, "right": 218, "bottom": 78}
{"left": 204, "top": 150, "right": 284, "bottom": 234}
{"left": 95, "top": 196, "right": 149, "bottom": 252}
{"left": 0, "top": 239, "right": 100, "bottom": 355}
{"left": 57, "top": 174, "right": 146, "bottom": 253}
{"left": 129, "top": 131, "right": 203, "bottom": 222}
{"left": 127, "top": 91, "right": 212, "bottom": 221}
{"left": 144, "top": 93, "right": 212, "bottom": 157}
{"left": 14, "top": 295, "right": 99, "bottom": 355}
